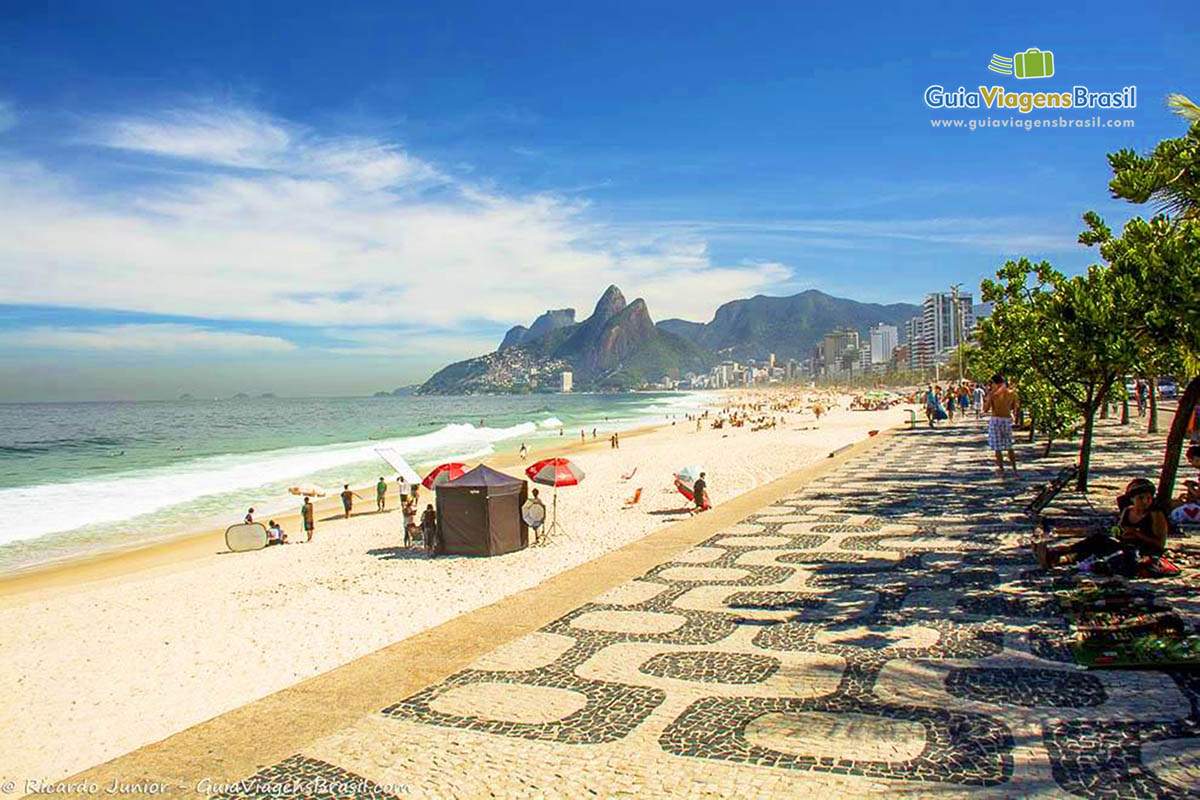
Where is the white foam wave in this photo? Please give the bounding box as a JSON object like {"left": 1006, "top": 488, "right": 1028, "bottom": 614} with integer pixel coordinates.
{"left": 538, "top": 417, "right": 564, "bottom": 429}
{"left": 0, "top": 421, "right": 538, "bottom": 546}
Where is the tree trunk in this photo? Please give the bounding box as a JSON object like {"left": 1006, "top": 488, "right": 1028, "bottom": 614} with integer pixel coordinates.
{"left": 1121, "top": 395, "right": 1129, "bottom": 425}
{"left": 1043, "top": 434, "right": 1054, "bottom": 457}
{"left": 1027, "top": 409, "right": 1037, "bottom": 442}
{"left": 1149, "top": 379, "right": 1159, "bottom": 433}
{"left": 1155, "top": 375, "right": 1200, "bottom": 508}
{"left": 1076, "top": 390, "right": 1097, "bottom": 493}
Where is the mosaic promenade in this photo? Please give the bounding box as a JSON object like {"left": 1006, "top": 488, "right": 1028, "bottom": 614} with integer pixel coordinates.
{"left": 86, "top": 418, "right": 1200, "bottom": 798}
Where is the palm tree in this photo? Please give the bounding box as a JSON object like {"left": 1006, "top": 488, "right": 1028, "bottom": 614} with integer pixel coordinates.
{"left": 1168, "top": 93, "right": 1200, "bottom": 123}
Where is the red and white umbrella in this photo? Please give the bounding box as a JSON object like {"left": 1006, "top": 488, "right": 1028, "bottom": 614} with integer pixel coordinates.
{"left": 422, "top": 462, "right": 468, "bottom": 489}
{"left": 523, "top": 458, "right": 584, "bottom": 541}
{"left": 525, "top": 457, "right": 586, "bottom": 487}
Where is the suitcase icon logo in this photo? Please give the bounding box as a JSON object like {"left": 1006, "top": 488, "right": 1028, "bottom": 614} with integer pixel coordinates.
{"left": 988, "top": 48, "right": 1055, "bottom": 79}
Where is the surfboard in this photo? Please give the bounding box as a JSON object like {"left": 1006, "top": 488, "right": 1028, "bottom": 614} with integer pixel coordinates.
{"left": 225, "top": 523, "right": 269, "bottom": 552}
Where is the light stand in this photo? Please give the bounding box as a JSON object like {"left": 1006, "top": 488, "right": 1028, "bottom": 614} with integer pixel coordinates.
{"left": 540, "top": 483, "right": 564, "bottom": 545}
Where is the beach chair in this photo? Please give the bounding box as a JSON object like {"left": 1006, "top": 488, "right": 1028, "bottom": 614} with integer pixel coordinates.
{"left": 621, "top": 467, "right": 638, "bottom": 481}
{"left": 623, "top": 487, "right": 643, "bottom": 507}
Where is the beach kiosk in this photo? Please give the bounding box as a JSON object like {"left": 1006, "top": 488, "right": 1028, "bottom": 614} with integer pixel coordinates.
{"left": 434, "top": 465, "right": 529, "bottom": 556}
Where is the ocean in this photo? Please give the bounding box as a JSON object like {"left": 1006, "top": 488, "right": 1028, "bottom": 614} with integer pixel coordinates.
{"left": 0, "top": 392, "right": 707, "bottom": 573}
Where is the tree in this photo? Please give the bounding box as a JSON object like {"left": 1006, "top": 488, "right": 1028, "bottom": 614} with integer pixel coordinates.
{"left": 1079, "top": 212, "right": 1200, "bottom": 506}
{"left": 980, "top": 258, "right": 1138, "bottom": 491}
{"left": 1106, "top": 109, "right": 1200, "bottom": 220}
{"left": 1090, "top": 102, "right": 1200, "bottom": 505}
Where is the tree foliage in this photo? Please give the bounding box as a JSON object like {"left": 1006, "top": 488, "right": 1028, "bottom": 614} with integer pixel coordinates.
{"left": 976, "top": 99, "right": 1200, "bottom": 502}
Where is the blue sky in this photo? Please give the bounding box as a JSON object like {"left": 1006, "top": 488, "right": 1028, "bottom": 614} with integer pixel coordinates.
{"left": 0, "top": 1, "right": 1196, "bottom": 400}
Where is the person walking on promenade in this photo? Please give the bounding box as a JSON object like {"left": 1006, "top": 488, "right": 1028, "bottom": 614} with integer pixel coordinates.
{"left": 973, "top": 383, "right": 984, "bottom": 417}
{"left": 340, "top": 484, "right": 363, "bottom": 519}
{"left": 924, "top": 385, "right": 938, "bottom": 428}
{"left": 1136, "top": 379, "right": 1148, "bottom": 417}
{"left": 301, "top": 497, "right": 315, "bottom": 542}
{"left": 945, "top": 387, "right": 956, "bottom": 422}
{"left": 984, "top": 374, "right": 1019, "bottom": 477}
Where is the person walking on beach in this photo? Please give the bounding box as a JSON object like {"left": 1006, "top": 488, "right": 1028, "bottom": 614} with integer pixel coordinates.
{"left": 376, "top": 477, "right": 388, "bottom": 512}
{"left": 984, "top": 374, "right": 1019, "bottom": 477}
{"left": 421, "top": 504, "right": 438, "bottom": 556}
{"left": 581, "top": 429, "right": 586, "bottom": 443}
{"left": 340, "top": 484, "right": 363, "bottom": 519}
{"left": 301, "top": 497, "right": 315, "bottom": 542}
{"left": 520, "top": 443, "right": 528, "bottom": 461}
{"left": 397, "top": 475, "right": 410, "bottom": 504}
{"left": 614, "top": 431, "right": 620, "bottom": 449}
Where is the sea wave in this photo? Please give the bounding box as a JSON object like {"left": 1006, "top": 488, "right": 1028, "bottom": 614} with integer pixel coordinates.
{"left": 0, "top": 421, "right": 537, "bottom": 547}
{"left": 538, "top": 417, "right": 564, "bottom": 429}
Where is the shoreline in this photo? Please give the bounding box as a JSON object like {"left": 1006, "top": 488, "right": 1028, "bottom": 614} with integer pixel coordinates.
{"left": 0, "top": 419, "right": 671, "bottom": 599}
{"left": 0, "top": 391, "right": 914, "bottom": 786}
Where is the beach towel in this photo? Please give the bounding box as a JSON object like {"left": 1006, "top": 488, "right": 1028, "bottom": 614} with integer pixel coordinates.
{"left": 1072, "top": 633, "right": 1200, "bottom": 669}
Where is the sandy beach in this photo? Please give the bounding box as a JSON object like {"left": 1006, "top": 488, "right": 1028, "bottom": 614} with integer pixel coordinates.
{"left": 0, "top": 391, "right": 913, "bottom": 786}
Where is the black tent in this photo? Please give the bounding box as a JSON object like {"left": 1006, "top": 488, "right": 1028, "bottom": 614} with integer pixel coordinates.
{"left": 434, "top": 465, "right": 529, "bottom": 556}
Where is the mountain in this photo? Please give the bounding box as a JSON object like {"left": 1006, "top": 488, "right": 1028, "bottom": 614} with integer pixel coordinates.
{"left": 419, "top": 286, "right": 707, "bottom": 394}
{"left": 498, "top": 308, "right": 576, "bottom": 350}
{"left": 658, "top": 290, "right": 920, "bottom": 361}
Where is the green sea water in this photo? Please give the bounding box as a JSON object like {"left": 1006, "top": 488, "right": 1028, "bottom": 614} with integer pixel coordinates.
{"left": 0, "top": 392, "right": 705, "bottom": 572}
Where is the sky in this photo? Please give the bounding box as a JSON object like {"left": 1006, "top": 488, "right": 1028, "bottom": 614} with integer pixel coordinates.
{"left": 0, "top": 1, "right": 1196, "bottom": 401}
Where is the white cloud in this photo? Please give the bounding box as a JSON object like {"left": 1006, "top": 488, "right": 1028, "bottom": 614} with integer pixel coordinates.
{"left": 639, "top": 217, "right": 1078, "bottom": 255}
{"left": 93, "top": 106, "right": 292, "bottom": 168}
{"left": 321, "top": 328, "right": 500, "bottom": 358}
{"left": 0, "top": 324, "right": 296, "bottom": 354}
{"left": 0, "top": 102, "right": 787, "bottom": 335}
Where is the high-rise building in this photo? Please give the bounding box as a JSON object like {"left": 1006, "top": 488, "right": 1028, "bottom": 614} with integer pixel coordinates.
{"left": 907, "top": 292, "right": 972, "bottom": 370}
{"left": 822, "top": 328, "right": 860, "bottom": 374}
{"left": 560, "top": 371, "right": 573, "bottom": 392}
{"left": 869, "top": 323, "right": 898, "bottom": 365}
{"left": 905, "top": 315, "right": 925, "bottom": 369}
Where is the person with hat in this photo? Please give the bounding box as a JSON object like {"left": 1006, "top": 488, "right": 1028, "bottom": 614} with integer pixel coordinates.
{"left": 1034, "top": 478, "right": 1167, "bottom": 569}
